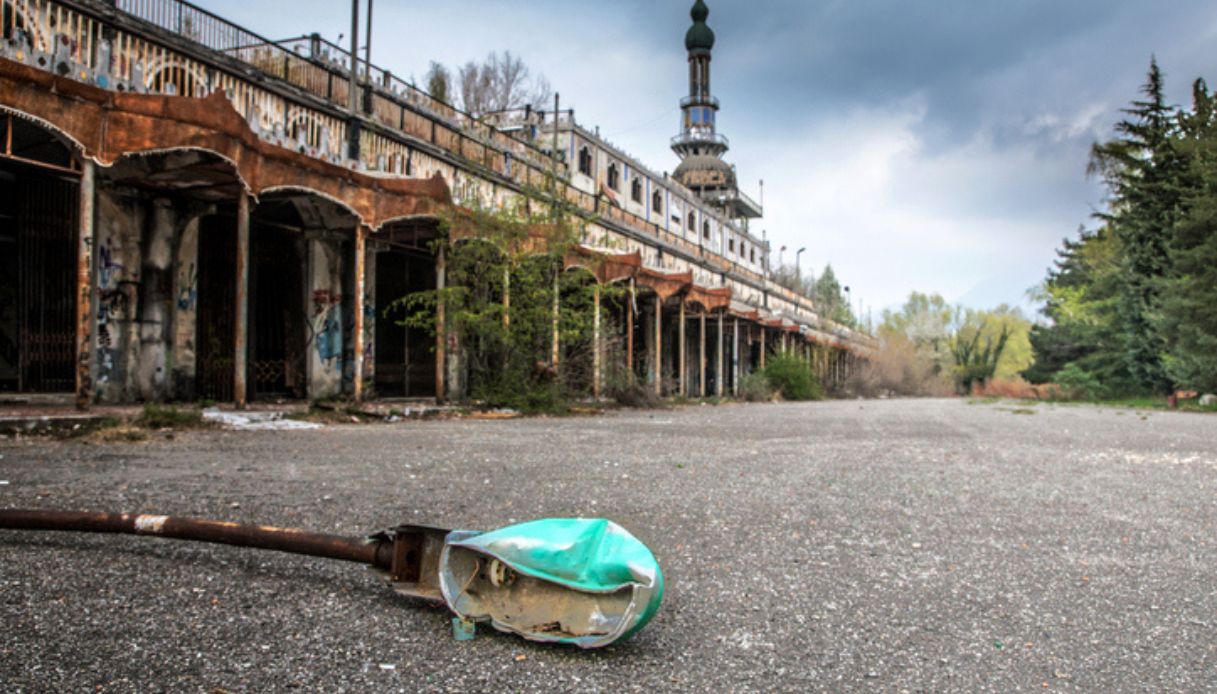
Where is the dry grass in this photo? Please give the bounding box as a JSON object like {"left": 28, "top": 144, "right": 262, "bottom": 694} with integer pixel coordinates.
{"left": 971, "top": 378, "right": 1062, "bottom": 400}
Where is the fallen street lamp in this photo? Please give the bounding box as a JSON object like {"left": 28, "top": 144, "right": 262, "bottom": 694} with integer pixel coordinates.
{"left": 0, "top": 510, "right": 663, "bottom": 649}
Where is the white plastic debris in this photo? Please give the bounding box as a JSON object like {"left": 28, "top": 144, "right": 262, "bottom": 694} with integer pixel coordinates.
{"left": 201, "top": 408, "right": 322, "bottom": 431}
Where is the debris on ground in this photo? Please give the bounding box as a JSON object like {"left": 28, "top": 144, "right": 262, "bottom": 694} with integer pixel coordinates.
{"left": 202, "top": 409, "right": 322, "bottom": 431}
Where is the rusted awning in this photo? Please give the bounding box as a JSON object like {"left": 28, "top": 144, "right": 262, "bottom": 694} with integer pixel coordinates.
{"left": 685, "top": 285, "right": 732, "bottom": 311}
{"left": 636, "top": 268, "right": 693, "bottom": 301}
{"left": 564, "top": 246, "right": 642, "bottom": 284}
{"left": 0, "top": 58, "right": 449, "bottom": 229}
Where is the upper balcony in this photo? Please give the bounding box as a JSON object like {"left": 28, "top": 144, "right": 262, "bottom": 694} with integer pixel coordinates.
{"left": 671, "top": 130, "right": 730, "bottom": 150}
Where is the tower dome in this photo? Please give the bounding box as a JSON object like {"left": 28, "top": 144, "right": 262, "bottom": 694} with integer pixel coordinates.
{"left": 673, "top": 154, "right": 736, "bottom": 190}
{"left": 685, "top": 1, "right": 715, "bottom": 51}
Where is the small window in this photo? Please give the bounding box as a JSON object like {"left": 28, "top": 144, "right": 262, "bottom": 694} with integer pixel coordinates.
{"left": 578, "top": 147, "right": 592, "bottom": 176}
{"left": 687, "top": 212, "right": 695, "bottom": 231}
{"left": 631, "top": 178, "right": 643, "bottom": 204}
{"left": 607, "top": 163, "right": 620, "bottom": 191}
{"left": 740, "top": 242, "right": 746, "bottom": 257}
{"left": 750, "top": 248, "right": 756, "bottom": 263}
{"left": 652, "top": 189, "right": 663, "bottom": 213}
{"left": 728, "top": 238, "right": 735, "bottom": 253}
{"left": 702, "top": 221, "right": 711, "bottom": 240}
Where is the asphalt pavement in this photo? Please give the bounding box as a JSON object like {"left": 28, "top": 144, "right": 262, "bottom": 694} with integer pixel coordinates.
{"left": 1, "top": 398, "right": 1215, "bottom": 692}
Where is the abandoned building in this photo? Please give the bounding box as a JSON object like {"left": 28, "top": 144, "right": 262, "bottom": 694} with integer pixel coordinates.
{"left": 0, "top": 0, "right": 874, "bottom": 409}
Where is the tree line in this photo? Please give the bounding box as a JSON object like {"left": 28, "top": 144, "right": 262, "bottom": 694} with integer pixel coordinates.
{"left": 1027, "top": 60, "right": 1217, "bottom": 397}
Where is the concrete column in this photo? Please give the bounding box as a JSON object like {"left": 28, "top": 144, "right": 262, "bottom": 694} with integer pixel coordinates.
{"left": 759, "top": 326, "right": 766, "bottom": 371}
{"left": 653, "top": 295, "right": 662, "bottom": 396}
{"left": 626, "top": 278, "right": 635, "bottom": 384}
{"left": 716, "top": 311, "right": 724, "bottom": 397}
{"left": 732, "top": 317, "right": 739, "bottom": 396}
{"left": 75, "top": 160, "right": 95, "bottom": 411}
{"left": 352, "top": 226, "right": 366, "bottom": 403}
{"left": 592, "top": 283, "right": 602, "bottom": 399}
{"left": 698, "top": 310, "right": 706, "bottom": 398}
{"left": 435, "top": 244, "right": 446, "bottom": 403}
{"left": 234, "top": 193, "right": 250, "bottom": 409}
{"left": 678, "top": 298, "right": 686, "bottom": 397}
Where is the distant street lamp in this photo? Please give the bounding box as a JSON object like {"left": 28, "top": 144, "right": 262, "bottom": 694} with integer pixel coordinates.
{"left": 795, "top": 247, "right": 806, "bottom": 284}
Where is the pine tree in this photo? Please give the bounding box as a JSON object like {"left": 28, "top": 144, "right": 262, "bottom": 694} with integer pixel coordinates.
{"left": 1088, "top": 59, "right": 1192, "bottom": 394}
{"left": 1160, "top": 79, "right": 1217, "bottom": 391}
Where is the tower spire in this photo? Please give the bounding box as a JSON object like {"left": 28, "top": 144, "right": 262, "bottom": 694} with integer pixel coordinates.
{"left": 671, "top": 2, "right": 762, "bottom": 220}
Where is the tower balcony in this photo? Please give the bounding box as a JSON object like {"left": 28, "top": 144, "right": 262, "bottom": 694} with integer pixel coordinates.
{"left": 680, "top": 95, "right": 720, "bottom": 110}
{"left": 671, "top": 131, "right": 730, "bottom": 149}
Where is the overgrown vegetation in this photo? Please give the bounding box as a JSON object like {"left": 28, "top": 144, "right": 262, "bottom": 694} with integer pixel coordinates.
{"left": 135, "top": 404, "right": 207, "bottom": 429}
{"left": 847, "top": 292, "right": 1032, "bottom": 397}
{"left": 770, "top": 262, "right": 857, "bottom": 328}
{"left": 1028, "top": 60, "right": 1217, "bottom": 399}
{"left": 387, "top": 176, "right": 626, "bottom": 414}
{"left": 762, "top": 352, "right": 823, "bottom": 401}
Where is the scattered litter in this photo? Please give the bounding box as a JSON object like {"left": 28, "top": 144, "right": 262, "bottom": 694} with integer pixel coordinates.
{"left": 202, "top": 408, "right": 321, "bottom": 431}
{"left": 0, "top": 481, "right": 9, "bottom": 486}
{"left": 513, "top": 654, "right": 527, "bottom": 662}
{"left": 378, "top": 663, "right": 396, "bottom": 671}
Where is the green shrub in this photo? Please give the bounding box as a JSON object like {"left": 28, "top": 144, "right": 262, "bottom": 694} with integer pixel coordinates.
{"left": 1053, "top": 363, "right": 1105, "bottom": 400}
{"left": 762, "top": 352, "right": 823, "bottom": 401}
{"left": 738, "top": 372, "right": 774, "bottom": 402}
{"left": 136, "top": 404, "right": 207, "bottom": 429}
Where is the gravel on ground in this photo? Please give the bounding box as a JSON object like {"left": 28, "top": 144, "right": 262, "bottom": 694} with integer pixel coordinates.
{"left": 1, "top": 398, "right": 1215, "bottom": 692}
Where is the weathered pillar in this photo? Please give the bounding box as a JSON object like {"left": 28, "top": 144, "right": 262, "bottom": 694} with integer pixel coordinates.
{"left": 716, "top": 310, "right": 724, "bottom": 397}
{"left": 732, "top": 317, "right": 739, "bottom": 396}
{"left": 678, "top": 298, "right": 686, "bottom": 397}
{"left": 75, "top": 160, "right": 96, "bottom": 411}
{"left": 592, "top": 283, "right": 602, "bottom": 399}
{"left": 234, "top": 193, "right": 250, "bottom": 409}
{"left": 551, "top": 270, "right": 560, "bottom": 367}
{"left": 435, "top": 244, "right": 446, "bottom": 403}
{"left": 626, "top": 278, "right": 635, "bottom": 384}
{"left": 698, "top": 310, "right": 706, "bottom": 398}
{"left": 759, "top": 325, "right": 766, "bottom": 370}
{"left": 352, "top": 226, "right": 367, "bottom": 403}
{"left": 653, "top": 295, "right": 662, "bottom": 396}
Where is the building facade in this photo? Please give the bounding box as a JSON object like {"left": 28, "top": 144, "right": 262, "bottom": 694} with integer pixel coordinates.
{"left": 0, "top": 0, "right": 872, "bottom": 408}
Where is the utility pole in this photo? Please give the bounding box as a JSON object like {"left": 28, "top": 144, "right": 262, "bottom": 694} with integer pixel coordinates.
{"left": 796, "top": 247, "right": 806, "bottom": 286}
{"left": 349, "top": 0, "right": 360, "bottom": 115}
{"left": 553, "top": 92, "right": 560, "bottom": 167}
{"left": 364, "top": 0, "right": 373, "bottom": 80}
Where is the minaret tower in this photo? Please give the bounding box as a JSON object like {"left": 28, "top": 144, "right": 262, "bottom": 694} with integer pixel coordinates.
{"left": 672, "top": 0, "right": 726, "bottom": 161}
{"left": 671, "top": 1, "right": 761, "bottom": 219}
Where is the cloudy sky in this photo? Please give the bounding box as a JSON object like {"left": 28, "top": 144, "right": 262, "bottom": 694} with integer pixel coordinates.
{"left": 205, "top": 0, "right": 1217, "bottom": 318}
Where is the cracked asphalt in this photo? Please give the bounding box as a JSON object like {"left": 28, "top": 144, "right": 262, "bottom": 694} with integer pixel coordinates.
{"left": 1, "top": 398, "right": 1216, "bottom": 692}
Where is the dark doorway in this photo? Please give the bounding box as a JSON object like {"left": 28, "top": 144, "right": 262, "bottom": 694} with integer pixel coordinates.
{"left": 195, "top": 214, "right": 236, "bottom": 402}
{"left": 249, "top": 228, "right": 306, "bottom": 399}
{"left": 0, "top": 133, "right": 80, "bottom": 393}
{"left": 374, "top": 249, "right": 436, "bottom": 397}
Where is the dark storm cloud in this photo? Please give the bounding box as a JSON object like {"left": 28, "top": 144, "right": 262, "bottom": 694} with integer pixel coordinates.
{"left": 198, "top": 0, "right": 1217, "bottom": 310}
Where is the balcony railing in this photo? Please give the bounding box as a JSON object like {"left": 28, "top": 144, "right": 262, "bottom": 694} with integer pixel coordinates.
{"left": 671, "top": 130, "right": 729, "bottom": 149}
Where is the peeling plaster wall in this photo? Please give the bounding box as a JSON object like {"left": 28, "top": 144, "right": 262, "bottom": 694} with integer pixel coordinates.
{"left": 171, "top": 217, "right": 200, "bottom": 400}
{"left": 136, "top": 199, "right": 176, "bottom": 401}
{"left": 94, "top": 188, "right": 144, "bottom": 404}
{"left": 307, "top": 238, "right": 346, "bottom": 400}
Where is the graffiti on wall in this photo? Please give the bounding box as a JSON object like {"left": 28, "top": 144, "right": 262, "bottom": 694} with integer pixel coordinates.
{"left": 176, "top": 262, "right": 197, "bottom": 311}
{"left": 311, "top": 289, "right": 342, "bottom": 366}
{"left": 96, "top": 235, "right": 132, "bottom": 386}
